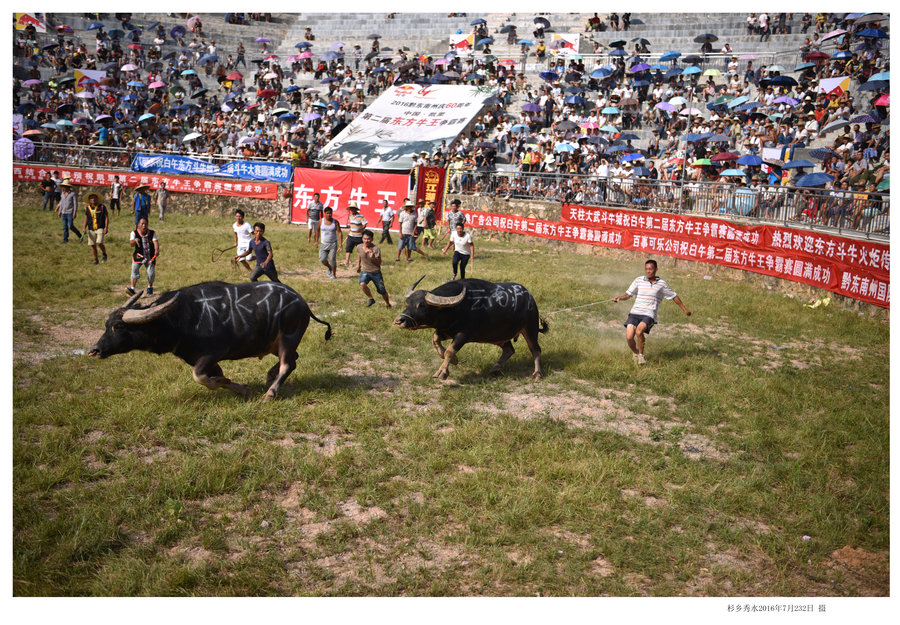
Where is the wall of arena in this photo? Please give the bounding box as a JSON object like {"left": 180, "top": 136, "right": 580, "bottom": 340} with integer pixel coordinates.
{"left": 13, "top": 181, "right": 888, "bottom": 320}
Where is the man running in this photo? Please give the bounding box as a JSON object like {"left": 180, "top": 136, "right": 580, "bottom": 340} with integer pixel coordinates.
{"left": 612, "top": 259, "right": 691, "bottom": 365}
{"left": 236, "top": 222, "right": 279, "bottom": 283}
{"left": 232, "top": 209, "right": 253, "bottom": 272}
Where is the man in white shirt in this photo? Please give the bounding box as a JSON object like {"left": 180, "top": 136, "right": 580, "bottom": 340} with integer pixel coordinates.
{"left": 612, "top": 259, "right": 691, "bottom": 364}
{"left": 376, "top": 199, "right": 394, "bottom": 245}
{"left": 232, "top": 209, "right": 254, "bottom": 272}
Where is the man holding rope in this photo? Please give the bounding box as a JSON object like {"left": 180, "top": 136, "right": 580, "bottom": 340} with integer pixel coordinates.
{"left": 612, "top": 259, "right": 691, "bottom": 365}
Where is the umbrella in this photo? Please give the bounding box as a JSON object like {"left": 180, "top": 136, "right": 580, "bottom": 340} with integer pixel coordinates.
{"left": 181, "top": 69, "right": 197, "bottom": 76}
{"left": 850, "top": 114, "right": 880, "bottom": 124}
{"left": 703, "top": 68, "right": 721, "bottom": 77}
{"left": 831, "top": 51, "right": 852, "bottom": 59}
{"left": 521, "top": 102, "right": 541, "bottom": 113}
{"left": 631, "top": 37, "right": 651, "bottom": 46}
{"left": 808, "top": 148, "right": 836, "bottom": 160}
{"left": 782, "top": 159, "right": 814, "bottom": 169}
{"left": 55, "top": 24, "right": 74, "bottom": 34}
{"left": 534, "top": 17, "right": 551, "bottom": 28}
{"left": 668, "top": 96, "right": 688, "bottom": 106}
{"left": 127, "top": 80, "right": 146, "bottom": 88}
{"left": 854, "top": 13, "right": 886, "bottom": 24}
{"left": 14, "top": 138, "right": 34, "bottom": 159}
{"left": 794, "top": 62, "right": 816, "bottom": 71}
{"left": 295, "top": 42, "right": 312, "bottom": 48}
{"left": 693, "top": 34, "right": 718, "bottom": 43}
{"left": 683, "top": 55, "right": 703, "bottom": 64}
{"left": 868, "top": 72, "right": 890, "bottom": 82}
{"left": 773, "top": 96, "right": 799, "bottom": 106}
{"left": 691, "top": 158, "right": 712, "bottom": 167}
{"left": 255, "top": 37, "right": 271, "bottom": 43}
{"left": 874, "top": 94, "right": 889, "bottom": 106}
{"left": 128, "top": 43, "right": 143, "bottom": 50}
{"left": 138, "top": 113, "right": 156, "bottom": 122}
{"left": 659, "top": 51, "right": 681, "bottom": 62}
{"left": 719, "top": 169, "right": 748, "bottom": 178}
{"left": 22, "top": 78, "right": 41, "bottom": 87}
{"left": 321, "top": 51, "right": 340, "bottom": 61}
{"left": 182, "top": 131, "right": 202, "bottom": 142}
{"left": 609, "top": 39, "right": 627, "bottom": 48}
{"left": 621, "top": 152, "right": 644, "bottom": 162}
{"left": 517, "top": 39, "right": 534, "bottom": 46}
{"left": 605, "top": 145, "right": 628, "bottom": 153}
{"left": 555, "top": 142, "right": 578, "bottom": 152}
{"left": 471, "top": 18, "right": 486, "bottom": 25}
{"left": 278, "top": 112, "right": 297, "bottom": 121}
{"left": 591, "top": 68, "right": 611, "bottom": 79}
{"left": 618, "top": 133, "right": 640, "bottom": 141}
{"left": 761, "top": 75, "right": 797, "bottom": 87}
{"left": 191, "top": 88, "right": 208, "bottom": 99}
{"left": 608, "top": 49, "right": 627, "bottom": 56}
{"left": 794, "top": 173, "right": 834, "bottom": 188}
{"left": 857, "top": 80, "right": 888, "bottom": 92}
{"left": 711, "top": 152, "right": 739, "bottom": 161}
{"left": 187, "top": 16, "right": 201, "bottom": 31}
{"left": 707, "top": 134, "right": 731, "bottom": 143}
{"left": 727, "top": 96, "right": 750, "bottom": 109}
{"left": 655, "top": 102, "right": 677, "bottom": 112}
{"left": 602, "top": 106, "right": 621, "bottom": 115}
{"left": 257, "top": 88, "right": 277, "bottom": 98}
{"left": 56, "top": 120, "right": 75, "bottom": 127}
{"left": 120, "top": 63, "right": 139, "bottom": 72}
{"left": 876, "top": 180, "right": 889, "bottom": 191}
{"left": 632, "top": 166, "right": 651, "bottom": 177}
{"left": 857, "top": 28, "right": 888, "bottom": 39}
{"left": 539, "top": 70, "right": 559, "bottom": 82}
{"left": 87, "top": 22, "right": 105, "bottom": 30}
{"left": 500, "top": 25, "right": 517, "bottom": 34}
{"left": 198, "top": 54, "right": 219, "bottom": 65}
{"left": 665, "top": 67, "right": 683, "bottom": 78}
{"left": 600, "top": 125, "right": 619, "bottom": 133}
{"left": 302, "top": 112, "right": 321, "bottom": 122}
{"left": 75, "top": 91, "right": 96, "bottom": 99}
{"left": 682, "top": 66, "right": 701, "bottom": 75}
{"left": 23, "top": 129, "right": 44, "bottom": 137}
{"left": 564, "top": 95, "right": 585, "bottom": 105}
{"left": 629, "top": 63, "right": 650, "bottom": 73}
{"left": 108, "top": 28, "right": 125, "bottom": 39}
{"left": 736, "top": 154, "right": 763, "bottom": 166}
{"left": 476, "top": 37, "right": 494, "bottom": 46}
{"left": 510, "top": 124, "right": 529, "bottom": 134}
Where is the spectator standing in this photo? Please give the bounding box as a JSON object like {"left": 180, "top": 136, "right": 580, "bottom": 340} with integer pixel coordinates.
{"left": 612, "top": 259, "right": 691, "bottom": 365}
{"left": 40, "top": 172, "right": 55, "bottom": 211}
{"left": 376, "top": 199, "right": 394, "bottom": 245}
{"left": 442, "top": 222, "right": 474, "bottom": 281}
{"left": 306, "top": 192, "right": 324, "bottom": 244}
{"left": 232, "top": 208, "right": 254, "bottom": 272}
{"left": 155, "top": 180, "right": 170, "bottom": 221}
{"left": 395, "top": 201, "right": 426, "bottom": 262}
{"left": 344, "top": 202, "right": 367, "bottom": 267}
{"left": 420, "top": 201, "right": 438, "bottom": 249}
{"left": 56, "top": 180, "right": 83, "bottom": 243}
{"left": 356, "top": 229, "right": 392, "bottom": 308}
{"left": 82, "top": 191, "right": 109, "bottom": 264}
{"left": 132, "top": 184, "right": 151, "bottom": 226}
{"left": 316, "top": 206, "right": 342, "bottom": 278}
{"left": 109, "top": 174, "right": 122, "bottom": 215}
{"left": 236, "top": 222, "right": 280, "bottom": 283}
{"left": 127, "top": 217, "right": 158, "bottom": 295}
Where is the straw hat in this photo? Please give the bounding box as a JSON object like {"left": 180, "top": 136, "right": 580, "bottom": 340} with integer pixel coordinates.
{"left": 134, "top": 184, "right": 150, "bottom": 192}
{"left": 346, "top": 201, "right": 359, "bottom": 211}
{"left": 85, "top": 191, "right": 103, "bottom": 203}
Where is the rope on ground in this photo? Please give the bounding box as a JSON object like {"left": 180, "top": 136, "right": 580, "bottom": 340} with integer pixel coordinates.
{"left": 546, "top": 299, "right": 616, "bottom": 316}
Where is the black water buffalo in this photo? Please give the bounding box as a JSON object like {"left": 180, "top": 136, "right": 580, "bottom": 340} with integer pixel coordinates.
{"left": 394, "top": 276, "right": 548, "bottom": 380}
{"left": 88, "top": 281, "right": 332, "bottom": 399}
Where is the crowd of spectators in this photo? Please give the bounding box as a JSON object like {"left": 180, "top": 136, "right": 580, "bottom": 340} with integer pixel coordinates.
{"left": 12, "top": 12, "right": 890, "bottom": 231}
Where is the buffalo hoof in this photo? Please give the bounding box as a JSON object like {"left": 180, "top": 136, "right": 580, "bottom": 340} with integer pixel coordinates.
{"left": 433, "top": 369, "right": 449, "bottom": 380}
{"left": 262, "top": 390, "right": 277, "bottom": 401}
{"left": 531, "top": 372, "right": 543, "bottom": 381}
{"left": 449, "top": 353, "right": 459, "bottom": 365}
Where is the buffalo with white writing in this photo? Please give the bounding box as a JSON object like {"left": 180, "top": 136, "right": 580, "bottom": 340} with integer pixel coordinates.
{"left": 394, "top": 276, "right": 548, "bottom": 380}
{"left": 88, "top": 282, "right": 332, "bottom": 399}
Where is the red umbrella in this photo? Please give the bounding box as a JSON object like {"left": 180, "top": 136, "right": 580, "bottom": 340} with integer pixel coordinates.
{"left": 55, "top": 25, "right": 74, "bottom": 34}
{"left": 257, "top": 88, "right": 277, "bottom": 98}
{"left": 874, "top": 94, "right": 889, "bottom": 106}
{"left": 226, "top": 71, "right": 243, "bottom": 80}
{"left": 804, "top": 51, "right": 829, "bottom": 61}
{"left": 498, "top": 59, "right": 517, "bottom": 66}
{"left": 711, "top": 152, "right": 739, "bottom": 161}
{"left": 128, "top": 43, "right": 142, "bottom": 50}
{"left": 24, "top": 129, "right": 44, "bottom": 136}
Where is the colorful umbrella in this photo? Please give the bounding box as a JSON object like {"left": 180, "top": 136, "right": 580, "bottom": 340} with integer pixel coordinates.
{"left": 14, "top": 137, "right": 34, "bottom": 159}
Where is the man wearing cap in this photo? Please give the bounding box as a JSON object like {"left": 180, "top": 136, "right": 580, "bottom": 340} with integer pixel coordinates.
{"left": 82, "top": 191, "right": 109, "bottom": 264}
{"left": 344, "top": 202, "right": 367, "bottom": 267}
{"left": 132, "top": 183, "right": 151, "bottom": 226}
{"left": 56, "top": 180, "right": 84, "bottom": 243}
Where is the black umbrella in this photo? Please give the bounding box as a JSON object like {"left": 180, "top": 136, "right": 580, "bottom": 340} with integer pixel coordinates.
{"left": 693, "top": 34, "right": 718, "bottom": 43}
{"left": 631, "top": 37, "right": 651, "bottom": 45}
{"left": 367, "top": 34, "right": 381, "bottom": 39}
{"left": 683, "top": 55, "right": 702, "bottom": 65}
{"left": 534, "top": 17, "right": 550, "bottom": 28}
{"left": 500, "top": 25, "right": 516, "bottom": 33}
{"left": 365, "top": 51, "right": 379, "bottom": 60}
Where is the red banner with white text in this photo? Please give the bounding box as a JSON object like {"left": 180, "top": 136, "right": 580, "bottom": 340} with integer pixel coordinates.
{"left": 13, "top": 164, "right": 278, "bottom": 199}
{"left": 414, "top": 166, "right": 446, "bottom": 221}
{"left": 291, "top": 167, "right": 409, "bottom": 226}
{"left": 461, "top": 206, "right": 889, "bottom": 308}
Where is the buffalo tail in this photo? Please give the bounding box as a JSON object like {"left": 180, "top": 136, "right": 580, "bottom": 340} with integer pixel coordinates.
{"left": 539, "top": 317, "right": 550, "bottom": 334}
{"left": 309, "top": 311, "right": 333, "bottom": 341}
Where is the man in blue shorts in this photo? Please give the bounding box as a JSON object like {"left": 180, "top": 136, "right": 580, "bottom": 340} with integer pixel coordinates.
{"left": 356, "top": 229, "right": 392, "bottom": 308}
{"left": 612, "top": 259, "right": 691, "bottom": 364}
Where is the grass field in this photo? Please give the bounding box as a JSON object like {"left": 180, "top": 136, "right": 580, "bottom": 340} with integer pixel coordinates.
{"left": 12, "top": 201, "right": 889, "bottom": 597}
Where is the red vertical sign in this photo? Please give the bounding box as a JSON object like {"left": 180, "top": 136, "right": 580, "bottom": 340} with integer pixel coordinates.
{"left": 414, "top": 166, "right": 447, "bottom": 221}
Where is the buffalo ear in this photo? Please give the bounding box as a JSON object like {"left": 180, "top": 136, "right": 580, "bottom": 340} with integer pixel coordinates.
{"left": 122, "top": 293, "right": 180, "bottom": 325}
{"left": 424, "top": 287, "right": 466, "bottom": 308}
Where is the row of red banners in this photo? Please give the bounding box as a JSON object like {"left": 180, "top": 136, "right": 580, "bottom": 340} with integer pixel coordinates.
{"left": 462, "top": 206, "right": 890, "bottom": 309}
{"left": 13, "top": 164, "right": 279, "bottom": 199}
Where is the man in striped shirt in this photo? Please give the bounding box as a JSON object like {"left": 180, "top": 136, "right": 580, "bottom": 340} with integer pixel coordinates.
{"left": 612, "top": 259, "right": 691, "bottom": 365}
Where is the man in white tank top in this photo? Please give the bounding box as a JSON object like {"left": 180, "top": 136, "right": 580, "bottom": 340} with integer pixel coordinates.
{"left": 315, "top": 206, "right": 343, "bottom": 279}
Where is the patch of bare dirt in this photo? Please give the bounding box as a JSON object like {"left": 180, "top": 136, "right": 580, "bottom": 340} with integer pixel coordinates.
{"left": 168, "top": 543, "right": 214, "bottom": 564}
{"left": 621, "top": 489, "right": 668, "bottom": 508}
{"left": 481, "top": 381, "right": 731, "bottom": 462}
{"left": 589, "top": 555, "right": 615, "bottom": 577}
{"left": 278, "top": 429, "right": 359, "bottom": 457}
{"left": 827, "top": 546, "right": 889, "bottom": 596}
{"left": 15, "top": 310, "right": 108, "bottom": 365}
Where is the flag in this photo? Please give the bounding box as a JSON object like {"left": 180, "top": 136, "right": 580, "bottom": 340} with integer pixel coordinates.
{"left": 74, "top": 69, "right": 107, "bottom": 93}
{"left": 15, "top": 13, "right": 46, "bottom": 33}
{"left": 817, "top": 76, "right": 850, "bottom": 96}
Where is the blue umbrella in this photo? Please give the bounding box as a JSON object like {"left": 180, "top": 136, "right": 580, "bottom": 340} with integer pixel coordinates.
{"left": 320, "top": 77, "right": 339, "bottom": 84}
{"left": 591, "top": 68, "right": 611, "bottom": 79}
{"left": 831, "top": 51, "right": 852, "bottom": 59}
{"left": 564, "top": 95, "right": 585, "bottom": 105}
{"left": 109, "top": 28, "right": 125, "bottom": 39}
{"left": 659, "top": 51, "right": 681, "bottom": 62}
{"left": 736, "top": 154, "right": 763, "bottom": 166}
{"left": 605, "top": 145, "right": 629, "bottom": 153}
{"left": 857, "top": 28, "right": 888, "bottom": 38}
{"left": 602, "top": 106, "right": 620, "bottom": 115}
{"left": 198, "top": 54, "right": 219, "bottom": 65}
{"left": 138, "top": 113, "right": 156, "bottom": 122}
{"left": 868, "top": 72, "right": 889, "bottom": 82}
{"left": 476, "top": 37, "right": 494, "bottom": 46}
{"left": 278, "top": 112, "right": 297, "bottom": 120}
{"left": 665, "top": 67, "right": 683, "bottom": 78}
{"left": 719, "top": 169, "right": 748, "bottom": 178}
{"left": 632, "top": 166, "right": 651, "bottom": 177}
{"left": 650, "top": 64, "right": 669, "bottom": 71}
{"left": 321, "top": 51, "right": 340, "bottom": 61}
{"left": 618, "top": 133, "right": 640, "bottom": 141}
{"left": 794, "top": 172, "right": 834, "bottom": 187}
{"left": 608, "top": 49, "right": 627, "bottom": 56}
{"left": 707, "top": 134, "right": 731, "bottom": 143}
{"left": 783, "top": 159, "right": 814, "bottom": 169}
{"left": 555, "top": 142, "right": 577, "bottom": 152}
{"left": 539, "top": 70, "right": 559, "bottom": 81}
{"left": 763, "top": 75, "right": 798, "bottom": 87}
{"left": 850, "top": 114, "right": 880, "bottom": 123}
{"left": 431, "top": 73, "right": 450, "bottom": 83}
{"left": 127, "top": 81, "right": 145, "bottom": 88}
{"left": 510, "top": 123, "right": 530, "bottom": 133}
{"left": 682, "top": 66, "right": 701, "bottom": 75}
{"left": 169, "top": 25, "right": 185, "bottom": 39}
{"left": 858, "top": 80, "right": 888, "bottom": 92}
{"left": 808, "top": 148, "right": 836, "bottom": 160}
{"left": 284, "top": 85, "right": 300, "bottom": 93}
{"left": 517, "top": 39, "right": 533, "bottom": 46}
{"left": 621, "top": 152, "right": 644, "bottom": 162}
{"left": 521, "top": 102, "right": 541, "bottom": 112}
{"left": 633, "top": 80, "right": 650, "bottom": 88}
{"left": 727, "top": 96, "right": 750, "bottom": 109}
{"left": 794, "top": 62, "right": 816, "bottom": 71}
{"left": 87, "top": 22, "right": 104, "bottom": 30}
{"left": 471, "top": 18, "right": 486, "bottom": 25}
{"left": 296, "top": 42, "right": 312, "bottom": 49}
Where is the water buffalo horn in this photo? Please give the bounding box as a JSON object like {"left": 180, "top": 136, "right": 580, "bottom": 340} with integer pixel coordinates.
{"left": 122, "top": 293, "right": 180, "bottom": 324}
{"left": 405, "top": 275, "right": 427, "bottom": 299}
{"left": 121, "top": 290, "right": 144, "bottom": 310}
{"left": 424, "top": 286, "right": 466, "bottom": 308}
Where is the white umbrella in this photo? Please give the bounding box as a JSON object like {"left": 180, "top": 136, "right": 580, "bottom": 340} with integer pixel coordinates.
{"left": 76, "top": 91, "right": 96, "bottom": 98}
{"left": 121, "top": 63, "right": 139, "bottom": 71}
{"left": 263, "top": 72, "right": 279, "bottom": 80}
{"left": 679, "top": 107, "right": 703, "bottom": 116}
{"left": 668, "top": 96, "right": 687, "bottom": 106}
{"left": 182, "top": 132, "right": 202, "bottom": 142}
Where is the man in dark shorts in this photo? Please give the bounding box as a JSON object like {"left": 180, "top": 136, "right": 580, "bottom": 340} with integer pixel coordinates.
{"left": 236, "top": 222, "right": 280, "bottom": 282}
{"left": 612, "top": 259, "right": 691, "bottom": 365}
{"left": 344, "top": 201, "right": 367, "bottom": 267}
{"left": 356, "top": 229, "right": 392, "bottom": 308}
